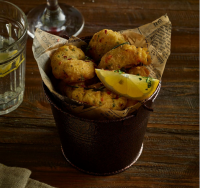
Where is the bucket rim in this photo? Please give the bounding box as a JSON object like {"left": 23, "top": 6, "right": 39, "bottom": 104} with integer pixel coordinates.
{"left": 43, "top": 81, "right": 161, "bottom": 123}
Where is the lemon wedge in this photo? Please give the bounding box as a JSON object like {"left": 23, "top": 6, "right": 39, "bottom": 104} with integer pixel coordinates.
{"left": 0, "top": 50, "right": 18, "bottom": 63}
{"left": 95, "top": 69, "right": 160, "bottom": 101}
{"left": 0, "top": 50, "right": 18, "bottom": 74}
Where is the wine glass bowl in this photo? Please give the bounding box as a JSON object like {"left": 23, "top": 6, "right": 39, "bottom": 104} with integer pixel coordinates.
{"left": 27, "top": 1, "right": 84, "bottom": 38}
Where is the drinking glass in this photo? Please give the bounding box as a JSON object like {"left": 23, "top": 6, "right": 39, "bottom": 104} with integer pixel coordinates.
{"left": 27, "top": 0, "right": 84, "bottom": 38}
{"left": 0, "top": 1, "right": 28, "bottom": 115}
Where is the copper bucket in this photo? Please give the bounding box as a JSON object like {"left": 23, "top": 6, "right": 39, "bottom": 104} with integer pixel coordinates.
{"left": 43, "top": 82, "right": 161, "bottom": 175}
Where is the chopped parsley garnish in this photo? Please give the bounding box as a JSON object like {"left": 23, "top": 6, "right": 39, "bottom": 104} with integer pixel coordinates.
{"left": 111, "top": 42, "right": 129, "bottom": 50}
{"left": 66, "top": 84, "right": 79, "bottom": 88}
{"left": 85, "top": 45, "right": 91, "bottom": 53}
{"left": 148, "top": 80, "right": 152, "bottom": 88}
{"left": 85, "top": 56, "right": 92, "bottom": 60}
{"left": 114, "top": 70, "right": 124, "bottom": 74}
{"left": 84, "top": 86, "right": 105, "bottom": 91}
{"left": 145, "top": 77, "right": 152, "bottom": 89}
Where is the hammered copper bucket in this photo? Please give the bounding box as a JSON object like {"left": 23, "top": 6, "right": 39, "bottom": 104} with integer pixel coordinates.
{"left": 43, "top": 82, "right": 161, "bottom": 175}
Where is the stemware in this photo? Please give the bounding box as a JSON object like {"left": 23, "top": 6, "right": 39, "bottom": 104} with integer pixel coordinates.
{"left": 27, "top": 0, "right": 84, "bottom": 38}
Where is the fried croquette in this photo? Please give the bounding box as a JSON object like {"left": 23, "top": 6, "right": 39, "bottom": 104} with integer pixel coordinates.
{"left": 51, "top": 45, "right": 96, "bottom": 83}
{"left": 51, "top": 44, "right": 85, "bottom": 61}
{"left": 59, "top": 82, "right": 128, "bottom": 110}
{"left": 128, "top": 66, "right": 150, "bottom": 77}
{"left": 55, "top": 59, "right": 96, "bottom": 83}
{"left": 98, "top": 44, "right": 151, "bottom": 70}
{"left": 88, "top": 29, "right": 127, "bottom": 61}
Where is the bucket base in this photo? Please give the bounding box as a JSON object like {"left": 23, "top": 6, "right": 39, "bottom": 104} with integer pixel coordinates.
{"left": 61, "top": 143, "right": 143, "bottom": 176}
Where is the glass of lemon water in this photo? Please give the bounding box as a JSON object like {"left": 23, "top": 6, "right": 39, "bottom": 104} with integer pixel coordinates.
{"left": 0, "top": 1, "right": 28, "bottom": 115}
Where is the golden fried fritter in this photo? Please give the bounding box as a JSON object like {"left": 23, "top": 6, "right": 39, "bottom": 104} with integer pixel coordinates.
{"left": 51, "top": 44, "right": 96, "bottom": 83}
{"left": 98, "top": 44, "right": 151, "bottom": 70}
{"left": 88, "top": 29, "right": 127, "bottom": 61}
{"left": 128, "top": 66, "right": 150, "bottom": 77}
{"left": 52, "top": 59, "right": 96, "bottom": 83}
{"left": 59, "top": 81, "right": 127, "bottom": 110}
{"left": 51, "top": 44, "right": 85, "bottom": 61}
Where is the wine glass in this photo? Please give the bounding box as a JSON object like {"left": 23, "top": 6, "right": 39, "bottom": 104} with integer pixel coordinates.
{"left": 27, "top": 0, "right": 84, "bottom": 38}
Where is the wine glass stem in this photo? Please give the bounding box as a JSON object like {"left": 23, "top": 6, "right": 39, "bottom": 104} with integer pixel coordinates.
{"left": 47, "top": 0, "right": 59, "bottom": 11}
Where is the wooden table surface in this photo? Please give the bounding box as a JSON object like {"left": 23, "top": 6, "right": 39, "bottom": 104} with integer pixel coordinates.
{"left": 1, "top": 0, "right": 199, "bottom": 187}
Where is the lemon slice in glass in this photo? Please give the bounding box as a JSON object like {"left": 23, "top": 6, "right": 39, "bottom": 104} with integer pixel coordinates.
{"left": 0, "top": 50, "right": 18, "bottom": 74}
{"left": 95, "top": 69, "right": 160, "bottom": 101}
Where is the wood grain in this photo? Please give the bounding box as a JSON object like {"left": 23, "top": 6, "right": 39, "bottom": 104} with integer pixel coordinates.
{"left": 1, "top": 0, "right": 199, "bottom": 187}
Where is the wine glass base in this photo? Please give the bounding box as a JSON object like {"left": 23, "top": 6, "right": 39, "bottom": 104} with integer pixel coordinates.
{"left": 27, "top": 3, "right": 84, "bottom": 38}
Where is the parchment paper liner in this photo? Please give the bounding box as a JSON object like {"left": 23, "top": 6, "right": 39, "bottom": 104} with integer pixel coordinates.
{"left": 32, "top": 14, "right": 172, "bottom": 120}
